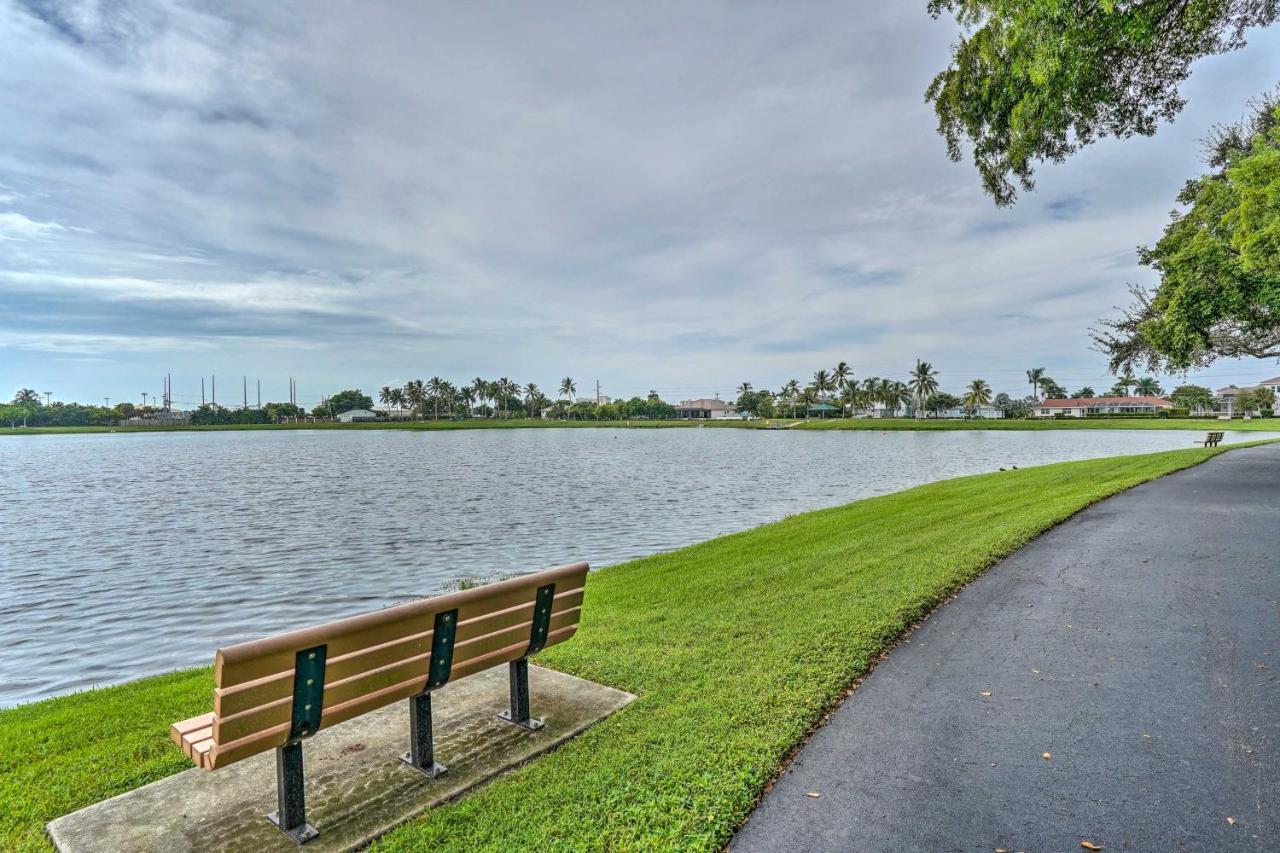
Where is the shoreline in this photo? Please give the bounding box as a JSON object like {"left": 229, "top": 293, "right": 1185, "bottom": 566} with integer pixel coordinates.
{"left": 1, "top": 415, "right": 1275, "bottom": 436}
{"left": 3, "top": 441, "right": 1273, "bottom": 849}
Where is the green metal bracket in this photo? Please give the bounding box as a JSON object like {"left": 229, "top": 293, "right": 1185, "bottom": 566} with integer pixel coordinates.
{"left": 426, "top": 609, "right": 458, "bottom": 689}
{"left": 526, "top": 583, "right": 556, "bottom": 655}
{"left": 289, "top": 645, "right": 327, "bottom": 741}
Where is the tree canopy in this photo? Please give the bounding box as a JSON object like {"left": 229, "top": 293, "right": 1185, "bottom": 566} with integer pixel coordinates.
{"left": 927, "top": 1, "right": 1278, "bottom": 205}
{"left": 1095, "top": 94, "right": 1280, "bottom": 370}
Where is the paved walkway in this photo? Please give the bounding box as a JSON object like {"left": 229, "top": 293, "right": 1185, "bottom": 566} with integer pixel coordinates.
{"left": 734, "top": 443, "right": 1280, "bottom": 852}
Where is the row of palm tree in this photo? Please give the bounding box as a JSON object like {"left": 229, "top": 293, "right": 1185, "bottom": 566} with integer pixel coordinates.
{"left": 738, "top": 360, "right": 1003, "bottom": 419}
{"left": 378, "top": 376, "right": 588, "bottom": 420}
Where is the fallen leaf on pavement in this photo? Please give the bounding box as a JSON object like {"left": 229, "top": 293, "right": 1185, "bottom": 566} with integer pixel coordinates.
{"left": 979, "top": 691, "right": 992, "bottom": 696}
{"left": 805, "top": 792, "right": 821, "bottom": 799}
{"left": 1080, "top": 841, "right": 1104, "bottom": 850}
{"left": 1226, "top": 816, "right": 1236, "bottom": 826}
{"left": 1042, "top": 752, "right": 1052, "bottom": 760}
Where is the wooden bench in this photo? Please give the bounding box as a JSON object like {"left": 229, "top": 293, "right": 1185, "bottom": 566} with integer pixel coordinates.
{"left": 170, "top": 562, "right": 588, "bottom": 844}
{"left": 1197, "top": 431, "right": 1224, "bottom": 447}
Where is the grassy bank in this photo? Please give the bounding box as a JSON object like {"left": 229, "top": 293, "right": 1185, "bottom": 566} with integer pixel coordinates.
{"left": 0, "top": 443, "right": 1259, "bottom": 850}
{"left": 2, "top": 416, "right": 1276, "bottom": 437}
{"left": 792, "top": 416, "right": 1278, "bottom": 431}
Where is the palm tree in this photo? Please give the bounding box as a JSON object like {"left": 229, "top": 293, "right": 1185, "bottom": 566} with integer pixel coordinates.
{"left": 783, "top": 379, "right": 801, "bottom": 417}
{"left": 909, "top": 360, "right": 940, "bottom": 418}
{"left": 812, "top": 369, "right": 834, "bottom": 400}
{"left": 880, "top": 381, "right": 909, "bottom": 417}
{"left": 839, "top": 379, "right": 859, "bottom": 416}
{"left": 1133, "top": 376, "right": 1162, "bottom": 397}
{"left": 426, "top": 376, "right": 445, "bottom": 420}
{"left": 13, "top": 388, "right": 39, "bottom": 405}
{"left": 403, "top": 379, "right": 426, "bottom": 420}
{"left": 440, "top": 380, "right": 457, "bottom": 417}
{"left": 559, "top": 377, "right": 576, "bottom": 419}
{"left": 737, "top": 381, "right": 752, "bottom": 398}
{"left": 459, "top": 386, "right": 475, "bottom": 417}
{"left": 1026, "top": 367, "right": 1046, "bottom": 401}
{"left": 379, "top": 385, "right": 394, "bottom": 418}
{"left": 963, "top": 379, "right": 992, "bottom": 418}
{"left": 1115, "top": 374, "right": 1137, "bottom": 396}
{"left": 833, "top": 361, "right": 851, "bottom": 391}
{"left": 800, "top": 385, "right": 819, "bottom": 417}
{"left": 525, "top": 382, "right": 541, "bottom": 418}
{"left": 388, "top": 386, "right": 406, "bottom": 419}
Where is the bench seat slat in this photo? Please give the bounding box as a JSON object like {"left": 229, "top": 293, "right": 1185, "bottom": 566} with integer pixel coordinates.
{"left": 215, "top": 627, "right": 436, "bottom": 718}
{"left": 213, "top": 589, "right": 584, "bottom": 719}
{"left": 212, "top": 607, "right": 582, "bottom": 744}
{"left": 215, "top": 563, "right": 587, "bottom": 688}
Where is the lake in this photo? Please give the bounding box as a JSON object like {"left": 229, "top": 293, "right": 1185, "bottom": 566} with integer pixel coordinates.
{"left": 1, "top": 427, "right": 1272, "bottom": 706}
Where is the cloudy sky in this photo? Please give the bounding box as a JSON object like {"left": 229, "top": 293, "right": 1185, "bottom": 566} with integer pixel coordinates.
{"left": 2, "top": 1, "right": 1279, "bottom": 408}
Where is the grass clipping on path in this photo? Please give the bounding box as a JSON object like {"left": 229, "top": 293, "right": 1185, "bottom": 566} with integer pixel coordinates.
{"left": 0, "top": 445, "right": 1239, "bottom": 850}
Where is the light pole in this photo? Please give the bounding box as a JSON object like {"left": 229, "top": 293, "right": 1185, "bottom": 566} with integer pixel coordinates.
{"left": 141, "top": 392, "right": 148, "bottom": 407}
{"left": 43, "top": 391, "right": 52, "bottom": 406}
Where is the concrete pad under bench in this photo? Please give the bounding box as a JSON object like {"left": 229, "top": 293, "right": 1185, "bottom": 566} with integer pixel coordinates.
{"left": 47, "top": 664, "right": 634, "bottom": 853}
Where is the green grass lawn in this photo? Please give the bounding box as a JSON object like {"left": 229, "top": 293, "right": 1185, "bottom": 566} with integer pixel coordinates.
{"left": 792, "top": 416, "right": 1278, "bottom": 431}
{"left": 1, "top": 415, "right": 1275, "bottom": 437}
{"left": 0, "top": 443, "right": 1259, "bottom": 850}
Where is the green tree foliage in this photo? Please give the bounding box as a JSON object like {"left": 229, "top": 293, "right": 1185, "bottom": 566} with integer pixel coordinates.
{"left": 962, "top": 378, "right": 993, "bottom": 413}
{"left": 927, "top": 1, "right": 1279, "bottom": 204}
{"left": 924, "top": 391, "right": 962, "bottom": 416}
{"left": 325, "top": 389, "right": 374, "bottom": 414}
{"left": 1071, "top": 386, "right": 1097, "bottom": 399}
{"left": 1097, "top": 94, "right": 1280, "bottom": 370}
{"left": 1256, "top": 385, "right": 1277, "bottom": 409}
{"left": 1168, "top": 383, "right": 1216, "bottom": 410}
{"left": 1039, "top": 378, "right": 1068, "bottom": 399}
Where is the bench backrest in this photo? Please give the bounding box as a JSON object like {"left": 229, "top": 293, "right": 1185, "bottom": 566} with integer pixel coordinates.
{"left": 198, "top": 562, "right": 588, "bottom": 769}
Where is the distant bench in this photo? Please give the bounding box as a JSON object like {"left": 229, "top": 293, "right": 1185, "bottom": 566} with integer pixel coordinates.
{"left": 170, "top": 562, "right": 588, "bottom": 844}
{"left": 1197, "top": 431, "right": 1224, "bottom": 447}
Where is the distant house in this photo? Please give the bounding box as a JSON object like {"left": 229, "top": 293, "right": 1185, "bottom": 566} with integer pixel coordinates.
{"left": 931, "top": 404, "right": 1005, "bottom": 419}
{"left": 1217, "top": 376, "right": 1280, "bottom": 414}
{"left": 1033, "top": 396, "right": 1172, "bottom": 418}
{"left": 674, "top": 398, "right": 736, "bottom": 419}
{"left": 337, "top": 409, "right": 382, "bottom": 423}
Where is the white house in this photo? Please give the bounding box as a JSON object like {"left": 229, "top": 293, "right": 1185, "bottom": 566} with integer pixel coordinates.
{"left": 1033, "top": 396, "right": 1173, "bottom": 418}
{"left": 337, "top": 408, "right": 382, "bottom": 423}
{"left": 674, "top": 398, "right": 736, "bottom": 419}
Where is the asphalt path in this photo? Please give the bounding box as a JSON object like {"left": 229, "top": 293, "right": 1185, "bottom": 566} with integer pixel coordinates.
{"left": 734, "top": 443, "right": 1280, "bottom": 852}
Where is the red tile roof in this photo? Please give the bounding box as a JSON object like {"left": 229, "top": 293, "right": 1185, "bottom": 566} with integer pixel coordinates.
{"left": 1039, "top": 396, "right": 1172, "bottom": 408}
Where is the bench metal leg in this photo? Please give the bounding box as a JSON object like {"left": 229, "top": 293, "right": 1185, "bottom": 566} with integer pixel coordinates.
{"left": 267, "top": 741, "right": 318, "bottom": 844}
{"left": 498, "top": 658, "right": 544, "bottom": 730}
{"left": 401, "top": 691, "right": 447, "bottom": 777}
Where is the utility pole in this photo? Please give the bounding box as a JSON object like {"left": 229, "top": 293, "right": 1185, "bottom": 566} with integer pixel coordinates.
{"left": 257, "top": 379, "right": 261, "bottom": 410}
{"left": 212, "top": 374, "right": 216, "bottom": 406}
{"left": 43, "top": 391, "right": 51, "bottom": 406}
{"left": 201, "top": 377, "right": 206, "bottom": 406}
{"left": 243, "top": 376, "right": 247, "bottom": 410}
{"left": 596, "top": 379, "right": 601, "bottom": 406}
{"left": 142, "top": 391, "right": 147, "bottom": 407}
{"left": 104, "top": 397, "right": 110, "bottom": 408}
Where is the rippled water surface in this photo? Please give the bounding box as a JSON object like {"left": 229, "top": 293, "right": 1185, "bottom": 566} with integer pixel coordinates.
{"left": 2, "top": 427, "right": 1272, "bottom": 705}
